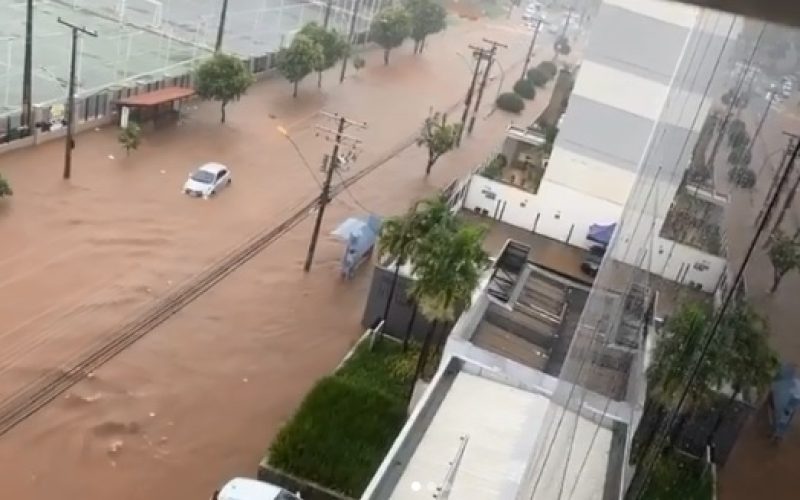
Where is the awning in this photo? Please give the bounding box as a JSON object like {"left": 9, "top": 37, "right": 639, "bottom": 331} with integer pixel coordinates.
{"left": 587, "top": 223, "right": 616, "bottom": 246}
{"left": 116, "top": 86, "right": 195, "bottom": 107}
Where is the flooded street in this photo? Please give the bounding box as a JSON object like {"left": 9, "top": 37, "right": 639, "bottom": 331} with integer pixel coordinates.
{"left": 0, "top": 18, "right": 555, "bottom": 499}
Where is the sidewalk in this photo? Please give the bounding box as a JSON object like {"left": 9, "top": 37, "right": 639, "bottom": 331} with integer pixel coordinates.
{"left": 0, "top": 16, "right": 570, "bottom": 500}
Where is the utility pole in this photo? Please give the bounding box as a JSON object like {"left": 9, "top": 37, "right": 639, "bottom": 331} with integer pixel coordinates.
{"left": 57, "top": 18, "right": 97, "bottom": 181}
{"left": 456, "top": 46, "right": 483, "bottom": 146}
{"left": 756, "top": 132, "right": 800, "bottom": 235}
{"left": 560, "top": 6, "right": 574, "bottom": 39}
{"left": 215, "top": 0, "right": 229, "bottom": 52}
{"left": 767, "top": 132, "right": 800, "bottom": 238}
{"left": 323, "top": 0, "right": 333, "bottom": 29}
{"left": 467, "top": 38, "right": 507, "bottom": 134}
{"left": 22, "top": 0, "right": 33, "bottom": 130}
{"left": 304, "top": 112, "right": 366, "bottom": 272}
{"left": 339, "top": 0, "right": 362, "bottom": 83}
{"left": 520, "top": 17, "right": 543, "bottom": 81}
{"left": 743, "top": 87, "right": 776, "bottom": 165}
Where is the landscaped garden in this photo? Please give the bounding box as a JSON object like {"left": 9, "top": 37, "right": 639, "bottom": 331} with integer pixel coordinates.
{"left": 266, "top": 339, "right": 418, "bottom": 497}
{"left": 641, "top": 450, "right": 714, "bottom": 500}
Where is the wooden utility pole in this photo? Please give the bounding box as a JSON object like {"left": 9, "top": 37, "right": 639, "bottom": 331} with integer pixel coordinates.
{"left": 756, "top": 132, "right": 800, "bottom": 237}
{"left": 304, "top": 111, "right": 366, "bottom": 272}
{"left": 215, "top": 0, "right": 229, "bottom": 52}
{"left": 467, "top": 38, "right": 507, "bottom": 134}
{"left": 456, "top": 46, "right": 484, "bottom": 146}
{"left": 339, "top": 0, "right": 362, "bottom": 83}
{"left": 57, "top": 18, "right": 97, "bottom": 180}
{"left": 520, "top": 17, "right": 543, "bottom": 80}
{"left": 22, "top": 0, "right": 33, "bottom": 129}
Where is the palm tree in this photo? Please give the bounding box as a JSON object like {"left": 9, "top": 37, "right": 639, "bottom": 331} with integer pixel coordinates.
{"left": 407, "top": 222, "right": 488, "bottom": 391}
{"left": 378, "top": 196, "right": 457, "bottom": 350}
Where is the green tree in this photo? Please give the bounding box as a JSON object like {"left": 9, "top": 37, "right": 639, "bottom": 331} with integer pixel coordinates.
{"left": 195, "top": 53, "right": 254, "bottom": 123}
{"left": 117, "top": 121, "right": 141, "bottom": 156}
{"left": 416, "top": 112, "right": 461, "bottom": 176}
{"left": 727, "top": 145, "right": 752, "bottom": 167}
{"left": 276, "top": 34, "right": 324, "bottom": 97}
{"left": 370, "top": 7, "right": 411, "bottom": 65}
{"left": 728, "top": 165, "right": 756, "bottom": 188}
{"left": 710, "top": 304, "right": 777, "bottom": 438}
{"left": 767, "top": 231, "right": 800, "bottom": 293}
{"left": 537, "top": 61, "right": 558, "bottom": 79}
{"left": 409, "top": 222, "right": 488, "bottom": 382}
{"left": 298, "top": 22, "right": 348, "bottom": 88}
{"left": 0, "top": 174, "right": 12, "bottom": 198}
{"left": 379, "top": 197, "right": 460, "bottom": 350}
{"left": 496, "top": 92, "right": 524, "bottom": 113}
{"left": 406, "top": 0, "right": 446, "bottom": 54}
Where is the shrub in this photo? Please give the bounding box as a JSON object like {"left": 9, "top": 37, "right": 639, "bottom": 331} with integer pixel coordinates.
{"left": 526, "top": 67, "right": 549, "bottom": 87}
{"left": 353, "top": 55, "right": 366, "bottom": 71}
{"left": 267, "top": 341, "right": 415, "bottom": 497}
{"left": 513, "top": 78, "right": 536, "bottom": 99}
{"left": 729, "top": 166, "right": 756, "bottom": 189}
{"left": 537, "top": 61, "right": 558, "bottom": 79}
{"left": 0, "top": 174, "right": 11, "bottom": 198}
{"left": 496, "top": 92, "right": 525, "bottom": 113}
{"left": 483, "top": 153, "right": 507, "bottom": 179}
{"left": 728, "top": 145, "right": 752, "bottom": 166}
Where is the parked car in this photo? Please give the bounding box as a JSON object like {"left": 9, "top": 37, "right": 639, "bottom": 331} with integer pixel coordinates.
{"left": 580, "top": 245, "right": 606, "bottom": 278}
{"left": 213, "top": 478, "right": 301, "bottom": 500}
{"left": 183, "top": 162, "right": 232, "bottom": 199}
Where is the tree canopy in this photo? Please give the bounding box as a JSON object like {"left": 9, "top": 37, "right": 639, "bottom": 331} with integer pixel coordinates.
{"left": 416, "top": 112, "right": 461, "bottom": 176}
{"left": 767, "top": 231, "right": 800, "bottom": 293}
{"left": 405, "top": 0, "right": 446, "bottom": 54}
{"left": 118, "top": 121, "right": 141, "bottom": 156}
{"left": 298, "top": 22, "right": 348, "bottom": 87}
{"left": 195, "top": 53, "right": 254, "bottom": 123}
{"left": 379, "top": 196, "right": 457, "bottom": 267}
{"left": 277, "top": 34, "right": 325, "bottom": 97}
{"left": 370, "top": 7, "right": 411, "bottom": 65}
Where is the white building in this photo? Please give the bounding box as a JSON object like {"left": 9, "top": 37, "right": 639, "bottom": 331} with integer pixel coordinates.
{"left": 462, "top": 0, "right": 740, "bottom": 292}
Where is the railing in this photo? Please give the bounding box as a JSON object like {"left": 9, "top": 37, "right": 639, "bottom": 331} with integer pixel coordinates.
{"left": 434, "top": 434, "right": 470, "bottom": 499}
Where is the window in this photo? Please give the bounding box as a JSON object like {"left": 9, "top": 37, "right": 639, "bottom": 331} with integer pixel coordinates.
{"left": 216, "top": 169, "right": 227, "bottom": 180}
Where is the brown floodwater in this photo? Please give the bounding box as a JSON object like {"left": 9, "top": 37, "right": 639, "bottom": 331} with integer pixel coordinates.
{"left": 0, "top": 18, "right": 554, "bottom": 500}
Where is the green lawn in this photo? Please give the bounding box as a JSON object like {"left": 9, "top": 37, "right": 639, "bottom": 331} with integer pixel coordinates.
{"left": 267, "top": 340, "right": 417, "bottom": 497}
{"left": 642, "top": 450, "right": 714, "bottom": 500}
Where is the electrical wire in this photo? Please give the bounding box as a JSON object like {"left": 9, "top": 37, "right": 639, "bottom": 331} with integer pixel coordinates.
{"left": 334, "top": 167, "right": 376, "bottom": 214}
{"left": 281, "top": 132, "right": 324, "bottom": 190}
{"left": 633, "top": 137, "right": 800, "bottom": 499}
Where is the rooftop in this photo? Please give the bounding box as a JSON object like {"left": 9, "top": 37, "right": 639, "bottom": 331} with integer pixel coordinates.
{"left": 362, "top": 358, "right": 627, "bottom": 500}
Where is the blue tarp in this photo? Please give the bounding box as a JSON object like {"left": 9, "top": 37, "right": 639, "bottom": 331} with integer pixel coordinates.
{"left": 332, "top": 214, "right": 382, "bottom": 279}
{"left": 587, "top": 223, "right": 616, "bottom": 246}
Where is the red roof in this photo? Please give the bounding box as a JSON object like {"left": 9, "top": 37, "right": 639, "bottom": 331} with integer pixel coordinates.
{"left": 117, "top": 86, "right": 195, "bottom": 107}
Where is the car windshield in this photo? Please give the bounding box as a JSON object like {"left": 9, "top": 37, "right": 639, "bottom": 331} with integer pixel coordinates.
{"left": 190, "top": 169, "right": 216, "bottom": 184}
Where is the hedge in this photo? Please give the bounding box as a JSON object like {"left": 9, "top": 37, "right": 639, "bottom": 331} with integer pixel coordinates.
{"left": 537, "top": 61, "right": 558, "bottom": 79}
{"left": 496, "top": 92, "right": 525, "bottom": 113}
{"left": 268, "top": 341, "right": 416, "bottom": 497}
{"left": 513, "top": 78, "right": 536, "bottom": 100}
{"left": 526, "top": 67, "right": 549, "bottom": 87}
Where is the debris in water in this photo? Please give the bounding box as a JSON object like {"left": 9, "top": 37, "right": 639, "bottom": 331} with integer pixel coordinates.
{"left": 149, "top": 412, "right": 156, "bottom": 418}
{"left": 160, "top": 436, "right": 169, "bottom": 444}
{"left": 160, "top": 170, "right": 166, "bottom": 174}
{"left": 110, "top": 460, "right": 117, "bottom": 468}
{"left": 87, "top": 371, "right": 95, "bottom": 379}
{"left": 108, "top": 154, "right": 115, "bottom": 160}
{"left": 108, "top": 440, "right": 124, "bottom": 455}
{"left": 167, "top": 280, "right": 173, "bottom": 285}
{"left": 242, "top": 377, "right": 249, "bottom": 383}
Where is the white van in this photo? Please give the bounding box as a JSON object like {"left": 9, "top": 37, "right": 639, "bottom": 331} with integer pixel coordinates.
{"left": 214, "top": 478, "right": 302, "bottom": 500}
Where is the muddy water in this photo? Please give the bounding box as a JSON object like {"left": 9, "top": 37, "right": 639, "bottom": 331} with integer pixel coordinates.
{"left": 0, "top": 18, "right": 559, "bottom": 499}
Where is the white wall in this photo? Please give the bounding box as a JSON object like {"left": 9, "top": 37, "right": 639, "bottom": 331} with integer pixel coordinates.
{"left": 572, "top": 61, "right": 670, "bottom": 120}
{"left": 544, "top": 145, "right": 637, "bottom": 206}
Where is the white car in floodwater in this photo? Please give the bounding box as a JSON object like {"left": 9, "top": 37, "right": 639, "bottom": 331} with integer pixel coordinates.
{"left": 183, "top": 162, "right": 232, "bottom": 199}
{"left": 214, "top": 478, "right": 302, "bottom": 500}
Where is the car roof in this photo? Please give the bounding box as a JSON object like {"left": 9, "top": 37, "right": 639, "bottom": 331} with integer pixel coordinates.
{"left": 219, "top": 478, "right": 283, "bottom": 500}
{"left": 198, "top": 162, "right": 228, "bottom": 174}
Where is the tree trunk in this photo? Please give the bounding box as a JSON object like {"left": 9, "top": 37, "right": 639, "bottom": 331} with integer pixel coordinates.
{"left": 293, "top": 80, "right": 298, "bottom": 98}
{"left": 771, "top": 170, "right": 800, "bottom": 236}
{"left": 220, "top": 101, "right": 227, "bottom": 124}
{"left": 420, "top": 36, "right": 427, "bottom": 53}
{"left": 413, "top": 40, "right": 420, "bottom": 54}
{"left": 407, "top": 320, "right": 437, "bottom": 405}
{"left": 402, "top": 303, "right": 418, "bottom": 352}
{"left": 425, "top": 156, "right": 435, "bottom": 176}
{"left": 432, "top": 321, "right": 451, "bottom": 360}
{"left": 317, "top": 71, "right": 323, "bottom": 88}
{"left": 770, "top": 268, "right": 785, "bottom": 293}
{"left": 384, "top": 48, "right": 390, "bottom": 65}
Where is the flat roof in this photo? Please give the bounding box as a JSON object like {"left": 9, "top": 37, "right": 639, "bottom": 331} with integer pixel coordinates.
{"left": 385, "top": 370, "right": 616, "bottom": 500}
{"left": 117, "top": 86, "right": 196, "bottom": 107}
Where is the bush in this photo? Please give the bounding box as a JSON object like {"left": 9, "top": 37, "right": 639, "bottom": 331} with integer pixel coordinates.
{"left": 496, "top": 92, "right": 525, "bottom": 113}
{"left": 729, "top": 166, "right": 756, "bottom": 189}
{"left": 537, "top": 61, "right": 558, "bottom": 79}
{"left": 483, "top": 153, "right": 507, "bottom": 179}
{"left": 513, "top": 78, "right": 536, "bottom": 99}
{"left": 0, "top": 174, "right": 11, "bottom": 198}
{"left": 353, "top": 55, "right": 366, "bottom": 71}
{"left": 526, "top": 67, "right": 549, "bottom": 87}
{"left": 728, "top": 145, "right": 752, "bottom": 166}
{"left": 268, "top": 341, "right": 415, "bottom": 497}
